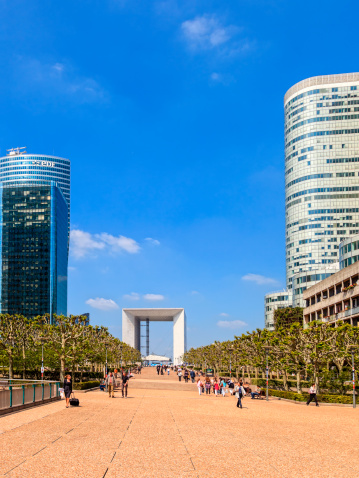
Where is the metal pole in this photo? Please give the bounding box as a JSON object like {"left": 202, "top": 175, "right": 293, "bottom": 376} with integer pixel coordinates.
{"left": 230, "top": 354, "right": 232, "bottom": 377}
{"left": 41, "top": 344, "right": 44, "bottom": 381}
{"left": 106, "top": 347, "right": 108, "bottom": 376}
{"left": 266, "top": 350, "right": 269, "bottom": 402}
{"left": 352, "top": 350, "right": 356, "bottom": 409}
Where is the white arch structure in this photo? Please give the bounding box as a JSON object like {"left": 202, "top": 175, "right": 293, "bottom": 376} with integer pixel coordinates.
{"left": 122, "top": 308, "right": 186, "bottom": 365}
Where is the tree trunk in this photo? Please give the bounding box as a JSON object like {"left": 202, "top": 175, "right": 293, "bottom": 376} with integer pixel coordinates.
{"left": 8, "top": 353, "right": 13, "bottom": 380}
{"left": 296, "top": 371, "right": 302, "bottom": 394}
{"left": 246, "top": 366, "right": 251, "bottom": 380}
{"left": 22, "top": 344, "right": 26, "bottom": 380}
{"left": 60, "top": 355, "right": 65, "bottom": 383}
{"left": 283, "top": 370, "right": 289, "bottom": 391}
{"left": 255, "top": 367, "right": 258, "bottom": 380}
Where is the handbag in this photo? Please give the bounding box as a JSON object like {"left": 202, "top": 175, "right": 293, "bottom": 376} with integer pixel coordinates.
{"left": 69, "top": 392, "right": 80, "bottom": 407}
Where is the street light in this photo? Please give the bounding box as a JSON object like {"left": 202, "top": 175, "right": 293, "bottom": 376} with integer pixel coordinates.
{"left": 39, "top": 337, "right": 47, "bottom": 381}
{"left": 348, "top": 345, "right": 358, "bottom": 409}
{"left": 263, "top": 346, "right": 272, "bottom": 402}
{"left": 229, "top": 346, "right": 234, "bottom": 378}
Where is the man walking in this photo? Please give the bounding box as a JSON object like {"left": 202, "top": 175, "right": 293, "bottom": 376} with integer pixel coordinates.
{"left": 190, "top": 369, "right": 195, "bottom": 383}
{"left": 306, "top": 384, "right": 319, "bottom": 406}
{"left": 106, "top": 372, "right": 116, "bottom": 398}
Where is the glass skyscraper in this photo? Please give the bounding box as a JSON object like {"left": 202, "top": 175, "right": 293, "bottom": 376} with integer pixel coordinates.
{"left": 0, "top": 149, "right": 70, "bottom": 319}
{"left": 285, "top": 73, "right": 359, "bottom": 306}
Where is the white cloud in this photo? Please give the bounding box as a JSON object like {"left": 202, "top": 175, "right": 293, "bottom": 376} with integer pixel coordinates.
{"left": 217, "top": 320, "right": 247, "bottom": 329}
{"left": 143, "top": 294, "right": 165, "bottom": 301}
{"left": 123, "top": 292, "right": 140, "bottom": 301}
{"left": 219, "top": 312, "right": 229, "bottom": 317}
{"left": 191, "top": 290, "right": 200, "bottom": 295}
{"left": 242, "top": 273, "right": 279, "bottom": 286}
{"left": 70, "top": 229, "right": 105, "bottom": 258}
{"left": 86, "top": 298, "right": 119, "bottom": 311}
{"left": 97, "top": 232, "right": 141, "bottom": 254}
{"left": 145, "top": 237, "right": 161, "bottom": 246}
{"left": 181, "top": 15, "right": 238, "bottom": 51}
{"left": 70, "top": 229, "right": 140, "bottom": 258}
{"left": 14, "top": 57, "right": 106, "bottom": 104}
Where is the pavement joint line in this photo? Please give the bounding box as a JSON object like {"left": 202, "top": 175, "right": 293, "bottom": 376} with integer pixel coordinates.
{"left": 167, "top": 400, "right": 199, "bottom": 477}
{"left": 4, "top": 459, "right": 27, "bottom": 475}
{"left": 51, "top": 436, "right": 62, "bottom": 444}
{"left": 102, "top": 467, "right": 109, "bottom": 478}
{"left": 32, "top": 446, "right": 47, "bottom": 457}
{"left": 110, "top": 451, "right": 116, "bottom": 463}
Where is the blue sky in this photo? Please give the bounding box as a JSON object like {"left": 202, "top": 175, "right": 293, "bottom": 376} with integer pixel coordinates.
{"left": 0, "top": 0, "right": 358, "bottom": 356}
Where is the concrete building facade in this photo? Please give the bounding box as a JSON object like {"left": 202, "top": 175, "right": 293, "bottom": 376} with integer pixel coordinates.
{"left": 284, "top": 73, "right": 359, "bottom": 302}
{"left": 303, "top": 261, "right": 359, "bottom": 326}
{"left": 122, "top": 308, "right": 186, "bottom": 365}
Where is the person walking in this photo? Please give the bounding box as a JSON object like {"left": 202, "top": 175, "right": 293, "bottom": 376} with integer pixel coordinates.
{"left": 205, "top": 378, "right": 211, "bottom": 395}
{"left": 106, "top": 372, "right": 116, "bottom": 398}
{"left": 167, "top": 367, "right": 170, "bottom": 376}
{"left": 184, "top": 369, "right": 189, "bottom": 383}
{"left": 197, "top": 378, "right": 203, "bottom": 396}
{"left": 178, "top": 368, "right": 182, "bottom": 382}
{"left": 190, "top": 369, "right": 195, "bottom": 383}
{"left": 122, "top": 371, "right": 130, "bottom": 398}
{"left": 221, "top": 378, "right": 227, "bottom": 397}
{"left": 228, "top": 379, "right": 235, "bottom": 396}
{"left": 63, "top": 374, "right": 72, "bottom": 408}
{"left": 306, "top": 384, "right": 319, "bottom": 406}
{"left": 214, "top": 380, "right": 219, "bottom": 396}
{"left": 235, "top": 382, "right": 245, "bottom": 409}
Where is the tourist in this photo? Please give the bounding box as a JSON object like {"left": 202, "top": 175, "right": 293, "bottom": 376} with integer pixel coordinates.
{"left": 210, "top": 377, "right": 215, "bottom": 393}
{"left": 221, "top": 378, "right": 227, "bottom": 397}
{"left": 214, "top": 380, "right": 219, "bottom": 396}
{"left": 197, "top": 378, "right": 203, "bottom": 395}
{"left": 184, "top": 369, "right": 189, "bottom": 383}
{"left": 178, "top": 368, "right": 182, "bottom": 382}
{"left": 235, "top": 381, "right": 245, "bottom": 409}
{"left": 106, "top": 372, "right": 116, "bottom": 398}
{"left": 122, "top": 371, "right": 130, "bottom": 398}
{"left": 306, "top": 384, "right": 319, "bottom": 406}
{"left": 190, "top": 369, "right": 195, "bottom": 383}
{"left": 167, "top": 367, "right": 170, "bottom": 375}
{"left": 63, "top": 374, "right": 72, "bottom": 408}
{"left": 251, "top": 386, "right": 261, "bottom": 399}
{"left": 156, "top": 365, "right": 160, "bottom": 375}
{"left": 205, "top": 378, "right": 211, "bottom": 394}
{"left": 228, "top": 379, "right": 235, "bottom": 395}
{"left": 161, "top": 366, "right": 164, "bottom": 375}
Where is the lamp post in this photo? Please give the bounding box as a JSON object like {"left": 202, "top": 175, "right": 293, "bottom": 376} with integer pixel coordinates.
{"left": 264, "top": 346, "right": 272, "bottom": 402}
{"left": 8, "top": 334, "right": 14, "bottom": 381}
{"left": 348, "top": 345, "right": 358, "bottom": 409}
{"left": 229, "top": 346, "right": 234, "bottom": 378}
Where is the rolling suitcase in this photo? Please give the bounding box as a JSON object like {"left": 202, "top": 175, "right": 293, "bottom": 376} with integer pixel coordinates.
{"left": 69, "top": 392, "right": 79, "bottom": 407}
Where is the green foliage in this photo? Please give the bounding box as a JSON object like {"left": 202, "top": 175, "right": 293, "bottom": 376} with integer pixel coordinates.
{"left": 274, "top": 307, "right": 303, "bottom": 329}
{"left": 73, "top": 381, "right": 100, "bottom": 390}
{"left": 268, "top": 389, "right": 354, "bottom": 404}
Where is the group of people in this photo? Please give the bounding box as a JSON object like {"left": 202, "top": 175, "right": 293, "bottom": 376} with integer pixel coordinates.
{"left": 176, "top": 367, "right": 196, "bottom": 382}
{"left": 101, "top": 370, "right": 133, "bottom": 398}
{"left": 156, "top": 364, "right": 171, "bottom": 375}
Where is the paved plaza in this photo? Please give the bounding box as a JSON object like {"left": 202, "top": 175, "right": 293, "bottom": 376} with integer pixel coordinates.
{"left": 1, "top": 369, "right": 359, "bottom": 477}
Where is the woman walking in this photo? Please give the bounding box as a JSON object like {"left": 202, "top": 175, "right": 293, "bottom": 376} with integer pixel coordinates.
{"left": 205, "top": 378, "right": 211, "bottom": 394}
{"left": 122, "top": 371, "right": 130, "bottom": 398}
{"left": 235, "top": 382, "right": 245, "bottom": 409}
{"left": 63, "top": 374, "right": 72, "bottom": 408}
{"left": 214, "top": 380, "right": 219, "bottom": 396}
{"left": 197, "top": 378, "right": 203, "bottom": 395}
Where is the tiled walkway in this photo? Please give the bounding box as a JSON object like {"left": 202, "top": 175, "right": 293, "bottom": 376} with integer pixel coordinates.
{"left": 1, "top": 370, "right": 359, "bottom": 477}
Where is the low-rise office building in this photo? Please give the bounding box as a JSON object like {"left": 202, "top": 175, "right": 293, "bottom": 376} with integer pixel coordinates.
{"left": 303, "top": 261, "right": 359, "bottom": 326}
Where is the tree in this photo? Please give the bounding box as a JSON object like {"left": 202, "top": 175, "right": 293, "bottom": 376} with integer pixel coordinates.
{"left": 274, "top": 307, "right": 303, "bottom": 329}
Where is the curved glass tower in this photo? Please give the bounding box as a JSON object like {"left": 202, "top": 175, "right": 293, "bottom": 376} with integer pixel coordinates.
{"left": 0, "top": 149, "right": 70, "bottom": 319}
{"left": 285, "top": 73, "right": 359, "bottom": 304}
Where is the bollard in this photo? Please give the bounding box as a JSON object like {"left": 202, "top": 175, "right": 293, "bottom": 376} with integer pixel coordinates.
{"left": 9, "top": 385, "right": 12, "bottom": 408}
{"left": 22, "top": 385, "right": 25, "bottom": 405}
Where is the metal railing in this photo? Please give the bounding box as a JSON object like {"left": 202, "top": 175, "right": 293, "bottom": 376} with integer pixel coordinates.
{"left": 0, "top": 379, "right": 60, "bottom": 411}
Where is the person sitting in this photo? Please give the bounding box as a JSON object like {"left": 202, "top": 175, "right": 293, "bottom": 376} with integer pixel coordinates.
{"left": 251, "top": 386, "right": 261, "bottom": 399}
{"left": 99, "top": 379, "right": 106, "bottom": 391}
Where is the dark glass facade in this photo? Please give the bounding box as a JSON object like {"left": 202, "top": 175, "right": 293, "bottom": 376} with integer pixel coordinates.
{"left": 0, "top": 183, "right": 68, "bottom": 319}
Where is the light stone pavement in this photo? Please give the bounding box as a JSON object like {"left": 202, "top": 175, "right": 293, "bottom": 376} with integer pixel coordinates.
{"left": 1, "top": 369, "right": 359, "bottom": 478}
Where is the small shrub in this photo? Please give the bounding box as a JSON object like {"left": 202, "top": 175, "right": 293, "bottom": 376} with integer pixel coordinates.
{"left": 73, "top": 381, "right": 100, "bottom": 390}
{"left": 268, "top": 389, "right": 354, "bottom": 404}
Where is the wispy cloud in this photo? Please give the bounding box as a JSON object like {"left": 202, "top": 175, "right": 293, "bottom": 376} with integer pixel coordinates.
{"left": 123, "top": 292, "right": 140, "bottom": 301}
{"left": 242, "top": 273, "right": 279, "bottom": 286}
{"left": 143, "top": 294, "right": 165, "bottom": 301}
{"left": 14, "top": 58, "right": 106, "bottom": 104}
{"left": 70, "top": 229, "right": 140, "bottom": 259}
{"left": 191, "top": 290, "right": 200, "bottom": 295}
{"left": 181, "top": 14, "right": 254, "bottom": 58}
{"left": 219, "top": 312, "right": 229, "bottom": 317}
{"left": 86, "top": 298, "right": 119, "bottom": 311}
{"left": 145, "top": 237, "right": 161, "bottom": 246}
{"left": 181, "top": 15, "right": 234, "bottom": 50}
{"left": 217, "top": 320, "right": 247, "bottom": 329}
